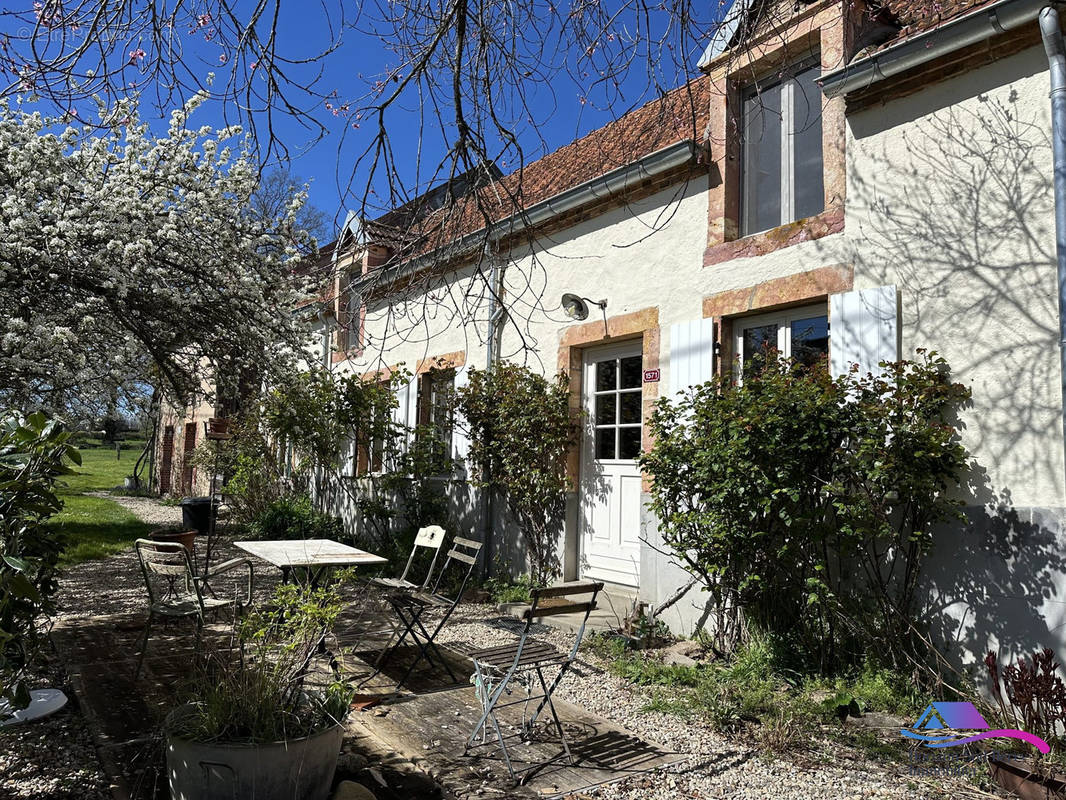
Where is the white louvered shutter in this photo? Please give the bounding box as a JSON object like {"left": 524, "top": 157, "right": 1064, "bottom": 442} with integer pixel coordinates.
{"left": 342, "top": 436, "right": 357, "bottom": 476}
{"left": 669, "top": 318, "right": 716, "bottom": 399}
{"left": 451, "top": 365, "right": 471, "bottom": 475}
{"left": 390, "top": 376, "right": 417, "bottom": 469}
{"left": 830, "top": 286, "right": 899, "bottom": 378}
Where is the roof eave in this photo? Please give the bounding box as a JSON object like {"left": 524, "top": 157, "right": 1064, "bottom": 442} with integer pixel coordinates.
{"left": 353, "top": 138, "right": 704, "bottom": 293}
{"left": 820, "top": 0, "right": 1048, "bottom": 98}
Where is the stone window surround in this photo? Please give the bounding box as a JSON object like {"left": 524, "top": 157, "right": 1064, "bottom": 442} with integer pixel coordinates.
{"left": 557, "top": 307, "right": 660, "bottom": 490}
{"left": 703, "top": 5, "right": 848, "bottom": 268}
{"left": 358, "top": 350, "right": 466, "bottom": 383}
{"left": 702, "top": 264, "right": 853, "bottom": 376}
{"left": 334, "top": 243, "right": 392, "bottom": 363}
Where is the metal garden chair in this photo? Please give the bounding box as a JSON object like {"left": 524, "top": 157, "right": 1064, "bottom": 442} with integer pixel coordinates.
{"left": 133, "top": 539, "right": 255, "bottom": 678}
{"left": 374, "top": 536, "right": 482, "bottom": 688}
{"left": 369, "top": 524, "right": 446, "bottom": 592}
{"left": 464, "top": 581, "right": 603, "bottom": 784}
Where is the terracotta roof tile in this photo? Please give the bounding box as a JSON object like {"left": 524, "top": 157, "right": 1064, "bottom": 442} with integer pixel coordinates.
{"left": 880, "top": 0, "right": 995, "bottom": 46}
{"left": 369, "top": 78, "right": 711, "bottom": 268}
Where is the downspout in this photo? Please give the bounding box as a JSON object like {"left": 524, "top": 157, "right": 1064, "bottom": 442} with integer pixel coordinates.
{"left": 481, "top": 240, "right": 506, "bottom": 577}
{"left": 1040, "top": 6, "right": 1066, "bottom": 506}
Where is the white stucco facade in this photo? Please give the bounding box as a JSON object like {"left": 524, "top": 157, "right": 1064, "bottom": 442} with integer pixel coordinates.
{"left": 319, "top": 32, "right": 1066, "bottom": 666}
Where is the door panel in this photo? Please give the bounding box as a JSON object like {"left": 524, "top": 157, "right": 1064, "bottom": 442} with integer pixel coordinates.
{"left": 580, "top": 342, "right": 643, "bottom": 587}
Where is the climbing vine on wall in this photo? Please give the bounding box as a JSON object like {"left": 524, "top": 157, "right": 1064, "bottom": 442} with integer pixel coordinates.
{"left": 455, "top": 363, "right": 577, "bottom": 585}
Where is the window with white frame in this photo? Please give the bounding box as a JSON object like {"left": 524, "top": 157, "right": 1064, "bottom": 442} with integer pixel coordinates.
{"left": 734, "top": 304, "right": 829, "bottom": 378}
{"left": 592, "top": 354, "right": 643, "bottom": 461}
{"left": 741, "top": 59, "right": 824, "bottom": 236}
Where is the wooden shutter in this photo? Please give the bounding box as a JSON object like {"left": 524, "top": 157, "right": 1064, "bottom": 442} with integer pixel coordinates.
{"left": 342, "top": 436, "right": 357, "bottom": 476}
{"left": 452, "top": 365, "right": 471, "bottom": 475}
{"left": 390, "top": 377, "right": 415, "bottom": 468}
{"left": 830, "top": 286, "right": 899, "bottom": 378}
{"left": 669, "top": 318, "right": 716, "bottom": 398}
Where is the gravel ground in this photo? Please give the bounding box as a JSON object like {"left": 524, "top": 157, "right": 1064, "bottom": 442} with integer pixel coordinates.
{"left": 28, "top": 492, "right": 974, "bottom": 800}
{"left": 86, "top": 492, "right": 183, "bottom": 528}
{"left": 437, "top": 610, "right": 972, "bottom": 800}
{"left": 0, "top": 653, "right": 113, "bottom": 800}
{"left": 4, "top": 494, "right": 194, "bottom": 800}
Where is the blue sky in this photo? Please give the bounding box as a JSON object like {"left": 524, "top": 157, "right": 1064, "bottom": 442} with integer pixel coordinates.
{"left": 2, "top": 1, "right": 724, "bottom": 237}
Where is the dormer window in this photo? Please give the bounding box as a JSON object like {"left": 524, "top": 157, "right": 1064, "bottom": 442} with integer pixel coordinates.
{"left": 741, "top": 59, "right": 824, "bottom": 236}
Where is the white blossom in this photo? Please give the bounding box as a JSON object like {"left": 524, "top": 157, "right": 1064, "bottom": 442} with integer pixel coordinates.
{"left": 0, "top": 94, "right": 314, "bottom": 414}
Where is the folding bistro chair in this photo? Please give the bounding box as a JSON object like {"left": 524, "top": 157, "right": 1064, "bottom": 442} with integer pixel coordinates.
{"left": 375, "top": 536, "right": 482, "bottom": 688}
{"left": 369, "top": 524, "right": 446, "bottom": 592}
{"left": 464, "top": 581, "right": 603, "bottom": 784}
{"left": 133, "top": 539, "right": 254, "bottom": 678}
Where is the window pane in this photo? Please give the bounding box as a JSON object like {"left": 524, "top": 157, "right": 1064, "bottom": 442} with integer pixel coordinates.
{"left": 595, "top": 359, "right": 617, "bottom": 392}
{"left": 791, "top": 315, "right": 829, "bottom": 369}
{"left": 792, "top": 64, "right": 824, "bottom": 221}
{"left": 743, "top": 82, "right": 782, "bottom": 235}
{"left": 619, "top": 391, "right": 642, "bottom": 424}
{"left": 619, "top": 427, "right": 642, "bottom": 459}
{"left": 595, "top": 394, "right": 616, "bottom": 426}
{"left": 595, "top": 427, "right": 616, "bottom": 459}
{"left": 743, "top": 324, "right": 779, "bottom": 365}
{"left": 620, "top": 356, "right": 643, "bottom": 389}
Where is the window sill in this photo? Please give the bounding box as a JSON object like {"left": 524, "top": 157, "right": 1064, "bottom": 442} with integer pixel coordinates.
{"left": 703, "top": 207, "right": 844, "bottom": 267}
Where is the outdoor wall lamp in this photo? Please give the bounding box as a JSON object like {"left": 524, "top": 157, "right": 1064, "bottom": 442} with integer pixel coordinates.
{"left": 561, "top": 292, "right": 609, "bottom": 338}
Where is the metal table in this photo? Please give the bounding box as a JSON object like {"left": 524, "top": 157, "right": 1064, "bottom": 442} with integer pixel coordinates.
{"left": 234, "top": 539, "right": 388, "bottom": 587}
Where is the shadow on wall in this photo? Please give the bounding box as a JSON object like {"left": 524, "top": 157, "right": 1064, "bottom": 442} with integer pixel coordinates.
{"left": 924, "top": 474, "right": 1066, "bottom": 673}
{"left": 850, "top": 46, "right": 1066, "bottom": 667}
{"left": 852, "top": 79, "right": 1059, "bottom": 497}
{"left": 315, "top": 472, "right": 544, "bottom": 582}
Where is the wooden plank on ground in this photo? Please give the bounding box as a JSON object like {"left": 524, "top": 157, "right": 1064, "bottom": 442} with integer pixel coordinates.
{"left": 348, "top": 678, "right": 681, "bottom": 798}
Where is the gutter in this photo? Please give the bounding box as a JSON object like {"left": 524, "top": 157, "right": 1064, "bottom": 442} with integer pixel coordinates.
{"left": 353, "top": 138, "right": 703, "bottom": 292}
{"left": 820, "top": 0, "right": 1049, "bottom": 98}
{"left": 1040, "top": 6, "right": 1066, "bottom": 505}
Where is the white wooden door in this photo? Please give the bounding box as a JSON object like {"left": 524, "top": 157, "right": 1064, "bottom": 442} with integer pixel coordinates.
{"left": 580, "top": 342, "right": 643, "bottom": 587}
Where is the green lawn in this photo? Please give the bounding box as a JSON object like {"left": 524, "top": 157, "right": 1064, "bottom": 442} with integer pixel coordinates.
{"left": 51, "top": 442, "right": 154, "bottom": 566}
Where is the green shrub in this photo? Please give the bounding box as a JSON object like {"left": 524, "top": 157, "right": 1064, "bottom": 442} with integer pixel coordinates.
{"left": 192, "top": 419, "right": 285, "bottom": 523}
{"left": 484, "top": 573, "right": 534, "bottom": 604}
{"left": 641, "top": 350, "right": 971, "bottom": 673}
{"left": 455, "top": 363, "right": 576, "bottom": 585}
{"left": 246, "top": 495, "right": 343, "bottom": 542}
{"left": 0, "top": 412, "right": 80, "bottom": 709}
{"left": 585, "top": 626, "right": 919, "bottom": 754}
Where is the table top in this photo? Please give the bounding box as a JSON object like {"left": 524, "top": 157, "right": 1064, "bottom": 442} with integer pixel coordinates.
{"left": 233, "top": 539, "right": 388, "bottom": 569}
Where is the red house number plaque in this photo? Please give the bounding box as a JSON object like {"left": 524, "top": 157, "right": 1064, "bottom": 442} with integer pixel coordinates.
{"left": 643, "top": 369, "right": 660, "bottom": 383}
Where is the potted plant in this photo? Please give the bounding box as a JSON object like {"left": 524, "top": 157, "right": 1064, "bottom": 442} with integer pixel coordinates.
{"left": 148, "top": 526, "right": 198, "bottom": 554}
{"left": 165, "top": 580, "right": 354, "bottom": 800}
{"left": 986, "top": 649, "right": 1066, "bottom": 799}
{"left": 206, "top": 417, "right": 233, "bottom": 440}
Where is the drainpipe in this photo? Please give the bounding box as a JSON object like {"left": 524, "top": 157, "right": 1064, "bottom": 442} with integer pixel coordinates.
{"left": 1041, "top": 6, "right": 1066, "bottom": 505}
{"left": 481, "top": 241, "right": 506, "bottom": 578}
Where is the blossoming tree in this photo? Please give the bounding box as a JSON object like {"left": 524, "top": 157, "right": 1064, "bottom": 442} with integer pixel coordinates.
{"left": 0, "top": 94, "right": 312, "bottom": 412}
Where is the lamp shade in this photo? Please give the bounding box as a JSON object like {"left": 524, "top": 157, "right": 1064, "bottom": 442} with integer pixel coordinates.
{"left": 561, "top": 293, "right": 590, "bottom": 320}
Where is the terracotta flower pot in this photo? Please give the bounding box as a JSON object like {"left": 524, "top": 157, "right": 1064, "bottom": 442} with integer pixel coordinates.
{"left": 149, "top": 528, "right": 198, "bottom": 554}
{"left": 990, "top": 755, "right": 1066, "bottom": 800}
{"left": 206, "top": 417, "right": 232, "bottom": 440}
